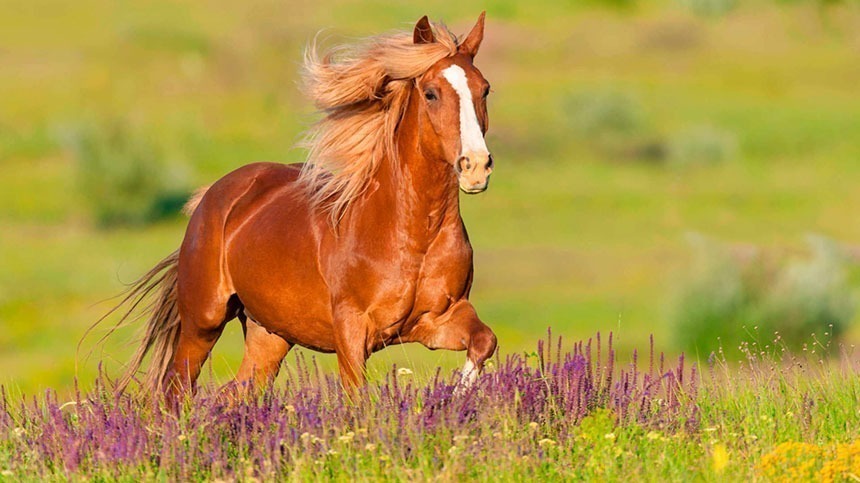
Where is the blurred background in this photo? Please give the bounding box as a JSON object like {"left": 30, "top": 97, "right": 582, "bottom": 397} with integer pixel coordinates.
{"left": 2, "top": 0, "right": 860, "bottom": 395}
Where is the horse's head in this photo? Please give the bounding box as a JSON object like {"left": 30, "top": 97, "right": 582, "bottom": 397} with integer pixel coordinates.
{"left": 414, "top": 14, "right": 493, "bottom": 194}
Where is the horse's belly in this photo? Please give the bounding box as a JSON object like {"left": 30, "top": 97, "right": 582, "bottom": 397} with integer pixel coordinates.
{"left": 236, "top": 282, "right": 336, "bottom": 352}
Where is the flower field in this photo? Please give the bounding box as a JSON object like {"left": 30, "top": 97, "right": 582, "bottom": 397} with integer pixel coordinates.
{"left": 1, "top": 332, "right": 858, "bottom": 481}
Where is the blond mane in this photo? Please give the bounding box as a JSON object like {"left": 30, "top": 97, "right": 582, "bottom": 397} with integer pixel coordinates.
{"left": 299, "top": 20, "right": 459, "bottom": 224}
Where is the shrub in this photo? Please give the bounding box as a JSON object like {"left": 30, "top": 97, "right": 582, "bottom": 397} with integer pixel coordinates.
{"left": 63, "top": 121, "right": 189, "bottom": 227}
{"left": 667, "top": 124, "right": 737, "bottom": 168}
{"left": 757, "top": 235, "right": 855, "bottom": 345}
{"left": 567, "top": 90, "right": 646, "bottom": 140}
{"left": 564, "top": 93, "right": 739, "bottom": 167}
{"left": 565, "top": 90, "right": 653, "bottom": 158}
{"left": 672, "top": 234, "right": 758, "bottom": 355}
{"left": 672, "top": 234, "right": 856, "bottom": 357}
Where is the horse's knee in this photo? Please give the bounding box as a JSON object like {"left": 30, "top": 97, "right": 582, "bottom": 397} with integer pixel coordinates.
{"left": 469, "top": 326, "right": 497, "bottom": 365}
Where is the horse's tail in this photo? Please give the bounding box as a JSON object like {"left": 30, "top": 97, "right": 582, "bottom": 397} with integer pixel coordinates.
{"left": 88, "top": 250, "right": 183, "bottom": 394}
{"left": 182, "top": 184, "right": 210, "bottom": 217}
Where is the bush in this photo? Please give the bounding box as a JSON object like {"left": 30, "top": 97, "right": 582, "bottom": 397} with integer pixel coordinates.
{"left": 63, "top": 121, "right": 189, "bottom": 227}
{"left": 564, "top": 89, "right": 667, "bottom": 162}
{"left": 667, "top": 124, "right": 737, "bottom": 168}
{"left": 758, "top": 235, "right": 855, "bottom": 345}
{"left": 672, "top": 234, "right": 856, "bottom": 357}
{"left": 565, "top": 93, "right": 739, "bottom": 167}
{"left": 566, "top": 90, "right": 646, "bottom": 144}
{"left": 672, "top": 234, "right": 756, "bottom": 355}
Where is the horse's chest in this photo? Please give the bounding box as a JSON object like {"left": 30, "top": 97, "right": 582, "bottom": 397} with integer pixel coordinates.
{"left": 364, "top": 246, "right": 468, "bottom": 345}
{"left": 333, "top": 223, "right": 473, "bottom": 328}
{"left": 410, "top": 233, "right": 473, "bottom": 310}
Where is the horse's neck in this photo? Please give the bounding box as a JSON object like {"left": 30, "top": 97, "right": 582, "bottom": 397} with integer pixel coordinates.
{"left": 366, "top": 110, "right": 461, "bottom": 241}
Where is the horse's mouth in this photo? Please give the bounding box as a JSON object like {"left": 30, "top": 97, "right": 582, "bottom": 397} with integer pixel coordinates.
{"left": 459, "top": 184, "right": 488, "bottom": 194}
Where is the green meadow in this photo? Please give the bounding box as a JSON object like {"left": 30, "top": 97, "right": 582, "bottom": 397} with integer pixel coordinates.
{"left": 2, "top": 0, "right": 860, "bottom": 399}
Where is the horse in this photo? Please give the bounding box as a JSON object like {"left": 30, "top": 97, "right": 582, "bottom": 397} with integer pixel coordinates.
{"left": 105, "top": 13, "right": 498, "bottom": 396}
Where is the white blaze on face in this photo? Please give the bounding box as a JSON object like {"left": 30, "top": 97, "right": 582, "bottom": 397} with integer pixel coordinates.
{"left": 441, "top": 64, "right": 489, "bottom": 158}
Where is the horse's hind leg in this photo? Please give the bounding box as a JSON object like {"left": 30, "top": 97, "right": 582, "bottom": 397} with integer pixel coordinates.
{"left": 234, "top": 314, "right": 291, "bottom": 392}
{"left": 169, "top": 294, "right": 242, "bottom": 395}
{"left": 170, "top": 321, "right": 226, "bottom": 395}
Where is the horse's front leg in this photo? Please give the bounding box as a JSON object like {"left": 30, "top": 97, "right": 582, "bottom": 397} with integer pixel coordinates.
{"left": 411, "top": 299, "right": 497, "bottom": 387}
{"left": 332, "top": 305, "right": 370, "bottom": 390}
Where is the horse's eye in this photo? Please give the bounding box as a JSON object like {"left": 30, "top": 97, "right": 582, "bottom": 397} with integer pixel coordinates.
{"left": 424, "top": 90, "right": 437, "bottom": 101}
{"left": 482, "top": 86, "right": 491, "bottom": 99}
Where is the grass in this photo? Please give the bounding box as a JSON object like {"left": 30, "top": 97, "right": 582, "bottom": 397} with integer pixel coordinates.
{"left": 1, "top": 333, "right": 858, "bottom": 481}
{"left": 1, "top": 0, "right": 860, "bottom": 398}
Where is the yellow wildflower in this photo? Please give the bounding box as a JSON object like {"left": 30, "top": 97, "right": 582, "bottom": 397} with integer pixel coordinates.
{"left": 758, "top": 442, "right": 822, "bottom": 481}
{"left": 338, "top": 432, "right": 355, "bottom": 443}
{"left": 538, "top": 438, "right": 557, "bottom": 448}
{"left": 712, "top": 444, "right": 729, "bottom": 474}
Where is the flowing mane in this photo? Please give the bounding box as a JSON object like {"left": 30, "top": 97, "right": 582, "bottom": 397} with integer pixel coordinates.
{"left": 299, "top": 20, "right": 459, "bottom": 223}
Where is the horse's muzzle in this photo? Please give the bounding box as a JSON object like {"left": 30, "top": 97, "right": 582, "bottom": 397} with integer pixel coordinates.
{"left": 456, "top": 152, "right": 493, "bottom": 194}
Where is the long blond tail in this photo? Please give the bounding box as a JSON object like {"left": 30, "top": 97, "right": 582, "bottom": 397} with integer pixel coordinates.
{"left": 89, "top": 250, "right": 182, "bottom": 394}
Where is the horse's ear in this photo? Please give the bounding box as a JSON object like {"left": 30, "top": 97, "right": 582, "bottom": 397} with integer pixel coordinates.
{"left": 458, "top": 11, "right": 486, "bottom": 58}
{"left": 413, "top": 16, "right": 435, "bottom": 44}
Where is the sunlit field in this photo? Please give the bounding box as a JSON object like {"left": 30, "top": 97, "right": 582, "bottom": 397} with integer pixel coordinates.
{"left": 2, "top": 0, "right": 860, "bottom": 479}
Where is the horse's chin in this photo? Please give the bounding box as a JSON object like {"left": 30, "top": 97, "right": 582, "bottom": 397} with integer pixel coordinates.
{"left": 459, "top": 185, "right": 488, "bottom": 194}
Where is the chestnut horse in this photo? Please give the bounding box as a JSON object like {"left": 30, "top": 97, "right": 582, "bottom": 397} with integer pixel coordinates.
{"left": 107, "top": 14, "right": 497, "bottom": 395}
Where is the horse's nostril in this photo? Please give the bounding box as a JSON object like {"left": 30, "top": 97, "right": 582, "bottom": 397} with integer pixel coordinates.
{"left": 486, "top": 154, "right": 494, "bottom": 170}
{"left": 456, "top": 156, "right": 470, "bottom": 174}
